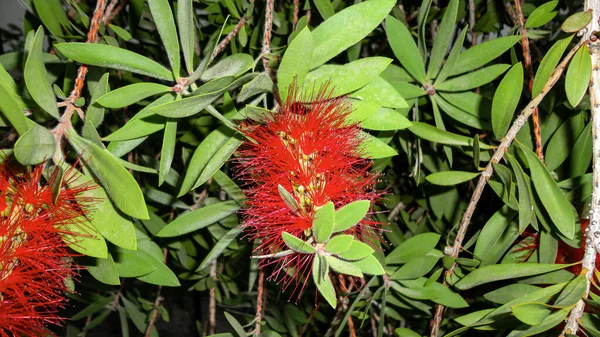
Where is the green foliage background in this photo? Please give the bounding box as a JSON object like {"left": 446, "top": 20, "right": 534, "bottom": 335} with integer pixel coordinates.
{"left": 0, "top": 0, "right": 598, "bottom": 336}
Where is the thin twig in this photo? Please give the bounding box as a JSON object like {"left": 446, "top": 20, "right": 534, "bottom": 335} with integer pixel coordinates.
{"left": 102, "top": 0, "right": 118, "bottom": 23}
{"left": 208, "top": 259, "right": 217, "bottom": 335}
{"left": 51, "top": 0, "right": 106, "bottom": 162}
{"left": 514, "top": 0, "right": 544, "bottom": 161}
{"left": 210, "top": 17, "right": 247, "bottom": 63}
{"left": 262, "top": 0, "right": 275, "bottom": 78}
{"left": 299, "top": 303, "right": 320, "bottom": 337}
{"left": 293, "top": 0, "right": 300, "bottom": 29}
{"left": 562, "top": 7, "right": 600, "bottom": 333}
{"left": 254, "top": 268, "right": 265, "bottom": 335}
{"left": 145, "top": 249, "right": 168, "bottom": 337}
{"left": 103, "top": 0, "right": 126, "bottom": 26}
{"left": 468, "top": 0, "right": 476, "bottom": 45}
{"left": 429, "top": 37, "right": 586, "bottom": 337}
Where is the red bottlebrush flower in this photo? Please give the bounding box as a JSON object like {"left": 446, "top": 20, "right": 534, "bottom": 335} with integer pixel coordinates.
{"left": 235, "top": 86, "right": 381, "bottom": 297}
{"left": 0, "top": 160, "right": 92, "bottom": 337}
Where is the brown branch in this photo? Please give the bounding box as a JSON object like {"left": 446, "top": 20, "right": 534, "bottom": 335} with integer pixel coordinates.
{"left": 210, "top": 17, "right": 247, "bottom": 63}
{"left": 299, "top": 303, "right": 320, "bottom": 337}
{"left": 254, "top": 268, "right": 265, "bottom": 335}
{"left": 428, "top": 37, "right": 586, "bottom": 337}
{"left": 262, "top": 0, "right": 275, "bottom": 78}
{"left": 293, "top": 0, "right": 300, "bottom": 30}
{"left": 145, "top": 249, "right": 168, "bottom": 337}
{"left": 208, "top": 259, "right": 217, "bottom": 335}
{"left": 103, "top": 0, "right": 127, "bottom": 26}
{"left": 513, "top": 0, "right": 544, "bottom": 161}
{"left": 51, "top": 0, "right": 106, "bottom": 162}
{"left": 468, "top": 0, "right": 476, "bottom": 45}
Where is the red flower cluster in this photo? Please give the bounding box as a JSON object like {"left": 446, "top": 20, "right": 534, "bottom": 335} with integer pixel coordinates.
{"left": 236, "top": 87, "right": 380, "bottom": 296}
{"left": 0, "top": 161, "right": 91, "bottom": 337}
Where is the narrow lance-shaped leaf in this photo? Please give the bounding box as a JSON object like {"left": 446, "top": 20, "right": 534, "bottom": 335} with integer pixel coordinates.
{"left": 0, "top": 64, "right": 30, "bottom": 135}
{"left": 426, "top": 171, "right": 480, "bottom": 186}
{"left": 158, "top": 120, "right": 177, "bottom": 186}
{"left": 491, "top": 62, "right": 524, "bottom": 139}
{"left": 385, "top": 15, "right": 427, "bottom": 83}
{"left": 55, "top": 43, "right": 174, "bottom": 81}
{"left": 148, "top": 0, "right": 180, "bottom": 78}
{"left": 96, "top": 83, "right": 172, "bottom": 108}
{"left": 565, "top": 44, "right": 591, "bottom": 107}
{"left": 156, "top": 201, "right": 240, "bottom": 237}
{"left": 310, "top": 0, "right": 395, "bottom": 69}
{"left": 532, "top": 35, "right": 574, "bottom": 96}
{"left": 312, "top": 255, "right": 337, "bottom": 308}
{"left": 450, "top": 35, "right": 521, "bottom": 76}
{"left": 66, "top": 131, "right": 149, "bottom": 220}
{"left": 518, "top": 143, "right": 576, "bottom": 239}
{"left": 177, "top": 0, "right": 195, "bottom": 74}
{"left": 427, "top": 0, "right": 459, "bottom": 78}
{"left": 278, "top": 27, "right": 312, "bottom": 102}
{"left": 281, "top": 232, "right": 316, "bottom": 254}
{"left": 455, "top": 263, "right": 570, "bottom": 290}
{"left": 25, "top": 27, "right": 59, "bottom": 119}
{"left": 562, "top": 10, "right": 593, "bottom": 32}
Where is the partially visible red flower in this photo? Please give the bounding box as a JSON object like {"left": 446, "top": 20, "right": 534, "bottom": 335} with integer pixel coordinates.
{"left": 236, "top": 86, "right": 381, "bottom": 297}
{"left": 0, "top": 160, "right": 93, "bottom": 337}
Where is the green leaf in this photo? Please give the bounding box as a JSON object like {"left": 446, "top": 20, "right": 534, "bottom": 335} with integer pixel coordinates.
{"left": 518, "top": 143, "right": 576, "bottom": 239}
{"left": 451, "top": 35, "right": 521, "bottom": 76}
{"left": 436, "top": 64, "right": 510, "bottom": 91}
{"left": 325, "top": 235, "right": 354, "bottom": 254}
{"left": 361, "top": 107, "right": 412, "bottom": 131}
{"left": 390, "top": 255, "right": 440, "bottom": 280}
{"left": 148, "top": 0, "right": 180, "bottom": 78}
{"left": 350, "top": 76, "right": 408, "bottom": 108}
{"left": 427, "top": 0, "right": 459, "bottom": 78}
{"left": 338, "top": 241, "right": 374, "bottom": 261}
{"left": 87, "top": 72, "right": 109, "bottom": 129}
{"left": 554, "top": 273, "right": 586, "bottom": 307}
{"left": 282, "top": 232, "right": 316, "bottom": 254}
{"left": 55, "top": 43, "right": 173, "bottom": 81}
{"left": 454, "top": 263, "right": 569, "bottom": 290}
{"left": 66, "top": 165, "right": 137, "bottom": 250}
{"left": 191, "top": 135, "right": 242, "bottom": 190}
{"left": 387, "top": 233, "right": 440, "bottom": 265}
{"left": 201, "top": 54, "right": 254, "bottom": 81}
{"left": 278, "top": 27, "right": 312, "bottom": 101}
{"left": 61, "top": 221, "right": 108, "bottom": 259}
{"left": 159, "top": 120, "right": 177, "bottom": 186}
{"left": 25, "top": 27, "right": 59, "bottom": 118}
{"left": 109, "top": 24, "right": 133, "bottom": 41}
{"left": 32, "top": 0, "right": 69, "bottom": 38}
{"left": 327, "top": 255, "right": 363, "bottom": 277}
{"left": 14, "top": 124, "right": 55, "bottom": 165}
{"left": 408, "top": 122, "right": 494, "bottom": 149}
{"left": 103, "top": 94, "right": 174, "bottom": 141}
{"left": 157, "top": 201, "right": 240, "bottom": 237}
{"left": 178, "top": 126, "right": 232, "bottom": 196}
{"left": 313, "top": 202, "right": 335, "bottom": 243}
{"left": 177, "top": 0, "right": 195, "bottom": 74}
{"left": 0, "top": 66, "right": 29, "bottom": 135}
{"left": 310, "top": 0, "right": 395, "bottom": 69}
{"left": 224, "top": 312, "right": 246, "bottom": 337}
{"left": 66, "top": 131, "right": 149, "bottom": 220}
{"left": 278, "top": 184, "right": 301, "bottom": 213}
{"left": 473, "top": 207, "right": 518, "bottom": 265}
{"left": 525, "top": 0, "right": 558, "bottom": 28}
{"left": 507, "top": 307, "right": 570, "bottom": 337}
{"left": 333, "top": 200, "right": 370, "bottom": 232}
{"left": 532, "top": 35, "right": 574, "bottom": 96}
{"left": 113, "top": 248, "right": 155, "bottom": 277}
{"left": 196, "top": 227, "right": 243, "bottom": 272}
{"left": 491, "top": 62, "right": 524, "bottom": 139}
{"left": 568, "top": 122, "right": 593, "bottom": 177}
{"left": 351, "top": 255, "right": 384, "bottom": 275}
{"left": 213, "top": 170, "right": 245, "bottom": 204}
{"left": 545, "top": 112, "right": 586, "bottom": 171}
{"left": 434, "top": 94, "right": 488, "bottom": 129}
{"left": 565, "top": 44, "right": 591, "bottom": 107}
{"left": 562, "top": 10, "right": 593, "bottom": 32}
{"left": 85, "top": 254, "right": 120, "bottom": 285}
{"left": 312, "top": 256, "right": 337, "bottom": 308}
{"left": 385, "top": 15, "right": 426, "bottom": 83}
{"left": 484, "top": 284, "right": 541, "bottom": 305}
{"left": 136, "top": 250, "right": 180, "bottom": 286}
{"left": 359, "top": 132, "right": 398, "bottom": 158}
{"left": 512, "top": 303, "right": 552, "bottom": 325}
{"left": 314, "top": 0, "right": 335, "bottom": 19}
{"left": 425, "top": 171, "right": 480, "bottom": 186}
{"left": 96, "top": 83, "right": 171, "bottom": 108}
{"left": 435, "top": 27, "right": 468, "bottom": 84}
{"left": 395, "top": 328, "right": 421, "bottom": 337}
{"left": 329, "top": 57, "right": 392, "bottom": 96}
{"left": 151, "top": 77, "right": 234, "bottom": 118}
